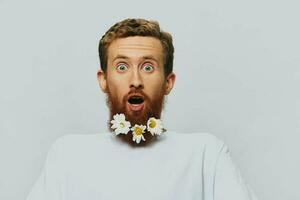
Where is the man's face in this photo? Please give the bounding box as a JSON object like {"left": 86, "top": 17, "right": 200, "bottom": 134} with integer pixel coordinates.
{"left": 97, "top": 36, "right": 175, "bottom": 146}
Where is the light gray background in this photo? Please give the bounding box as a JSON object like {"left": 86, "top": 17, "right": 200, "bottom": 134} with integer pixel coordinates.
{"left": 0, "top": 0, "right": 299, "bottom": 199}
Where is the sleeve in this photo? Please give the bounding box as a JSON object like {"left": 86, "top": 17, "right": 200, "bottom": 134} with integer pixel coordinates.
{"left": 213, "top": 143, "right": 258, "bottom": 200}
{"left": 26, "top": 138, "right": 66, "bottom": 200}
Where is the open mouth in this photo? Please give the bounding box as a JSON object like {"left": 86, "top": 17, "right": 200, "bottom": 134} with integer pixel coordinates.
{"left": 127, "top": 95, "right": 145, "bottom": 112}
{"left": 128, "top": 96, "right": 144, "bottom": 104}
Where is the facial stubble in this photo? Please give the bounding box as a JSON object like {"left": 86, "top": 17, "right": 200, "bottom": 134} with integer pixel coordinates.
{"left": 105, "top": 85, "right": 166, "bottom": 147}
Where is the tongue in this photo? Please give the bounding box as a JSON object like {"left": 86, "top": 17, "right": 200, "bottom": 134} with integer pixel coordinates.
{"left": 127, "top": 102, "right": 144, "bottom": 112}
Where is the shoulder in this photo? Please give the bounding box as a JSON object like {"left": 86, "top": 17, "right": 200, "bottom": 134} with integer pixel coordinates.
{"left": 166, "top": 131, "right": 227, "bottom": 157}
{"left": 168, "top": 131, "right": 225, "bottom": 148}
{"left": 49, "top": 133, "right": 109, "bottom": 155}
{"left": 53, "top": 132, "right": 109, "bottom": 144}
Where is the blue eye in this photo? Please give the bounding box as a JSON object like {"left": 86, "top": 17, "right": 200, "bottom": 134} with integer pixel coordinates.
{"left": 116, "top": 64, "right": 128, "bottom": 71}
{"left": 143, "top": 64, "right": 154, "bottom": 72}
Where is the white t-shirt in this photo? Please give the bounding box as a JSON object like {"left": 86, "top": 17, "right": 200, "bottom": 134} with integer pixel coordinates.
{"left": 26, "top": 131, "right": 258, "bottom": 200}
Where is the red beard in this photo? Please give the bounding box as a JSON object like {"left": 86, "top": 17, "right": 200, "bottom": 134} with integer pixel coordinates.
{"left": 105, "top": 86, "right": 166, "bottom": 146}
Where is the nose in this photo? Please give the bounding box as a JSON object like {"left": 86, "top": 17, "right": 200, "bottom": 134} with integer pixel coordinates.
{"left": 129, "top": 68, "right": 143, "bottom": 89}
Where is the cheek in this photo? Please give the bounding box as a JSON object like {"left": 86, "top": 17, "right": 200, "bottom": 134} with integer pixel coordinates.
{"left": 145, "top": 76, "right": 165, "bottom": 95}
{"left": 107, "top": 77, "right": 127, "bottom": 101}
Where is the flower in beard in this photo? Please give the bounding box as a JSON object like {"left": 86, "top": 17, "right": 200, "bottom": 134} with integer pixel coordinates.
{"left": 131, "top": 124, "right": 146, "bottom": 144}
{"left": 110, "top": 113, "right": 131, "bottom": 135}
{"left": 147, "top": 117, "right": 164, "bottom": 136}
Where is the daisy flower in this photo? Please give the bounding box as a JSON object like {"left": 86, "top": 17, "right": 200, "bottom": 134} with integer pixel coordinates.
{"left": 110, "top": 113, "right": 131, "bottom": 135}
{"left": 131, "top": 124, "right": 146, "bottom": 144}
{"left": 147, "top": 117, "right": 164, "bottom": 136}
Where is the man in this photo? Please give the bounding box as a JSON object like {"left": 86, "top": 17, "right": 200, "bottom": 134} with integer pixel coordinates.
{"left": 27, "top": 18, "right": 258, "bottom": 200}
{"left": 98, "top": 18, "right": 175, "bottom": 147}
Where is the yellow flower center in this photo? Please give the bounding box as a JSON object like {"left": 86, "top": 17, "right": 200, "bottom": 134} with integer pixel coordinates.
{"left": 134, "top": 127, "right": 143, "bottom": 135}
{"left": 149, "top": 119, "right": 156, "bottom": 128}
{"left": 120, "top": 122, "right": 125, "bottom": 128}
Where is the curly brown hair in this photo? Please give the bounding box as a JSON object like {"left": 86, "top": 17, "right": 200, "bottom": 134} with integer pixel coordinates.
{"left": 98, "top": 18, "right": 174, "bottom": 77}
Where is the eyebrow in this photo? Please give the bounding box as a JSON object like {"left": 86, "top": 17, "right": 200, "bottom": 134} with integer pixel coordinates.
{"left": 112, "top": 55, "right": 159, "bottom": 63}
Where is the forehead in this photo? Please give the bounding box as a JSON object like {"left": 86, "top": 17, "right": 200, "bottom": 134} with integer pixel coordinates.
{"left": 107, "top": 36, "right": 164, "bottom": 61}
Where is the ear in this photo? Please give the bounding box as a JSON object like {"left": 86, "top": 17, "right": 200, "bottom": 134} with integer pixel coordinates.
{"left": 164, "top": 72, "right": 176, "bottom": 95}
{"left": 97, "top": 69, "right": 108, "bottom": 93}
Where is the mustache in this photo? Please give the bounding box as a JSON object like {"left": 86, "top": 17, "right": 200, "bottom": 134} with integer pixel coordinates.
{"left": 122, "top": 88, "right": 149, "bottom": 103}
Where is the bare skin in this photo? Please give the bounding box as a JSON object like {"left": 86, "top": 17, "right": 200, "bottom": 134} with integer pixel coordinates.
{"left": 97, "top": 36, "right": 176, "bottom": 146}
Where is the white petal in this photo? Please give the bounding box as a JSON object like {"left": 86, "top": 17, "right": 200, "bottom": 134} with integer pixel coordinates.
{"left": 113, "top": 114, "right": 119, "bottom": 120}
{"left": 132, "top": 135, "right": 137, "bottom": 141}
{"left": 125, "top": 121, "right": 131, "bottom": 128}
{"left": 121, "top": 127, "right": 130, "bottom": 134}
{"left": 149, "top": 129, "right": 155, "bottom": 136}
{"left": 146, "top": 118, "right": 151, "bottom": 126}
{"left": 114, "top": 114, "right": 122, "bottom": 122}
{"left": 114, "top": 130, "right": 121, "bottom": 135}
{"left": 136, "top": 137, "right": 141, "bottom": 144}
{"left": 155, "top": 130, "right": 162, "bottom": 136}
{"left": 119, "top": 113, "right": 126, "bottom": 121}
